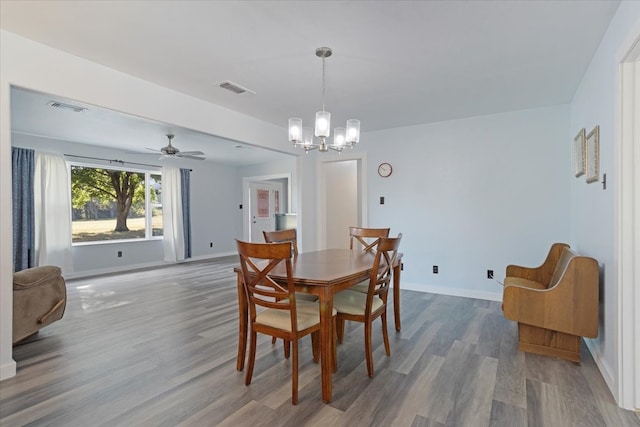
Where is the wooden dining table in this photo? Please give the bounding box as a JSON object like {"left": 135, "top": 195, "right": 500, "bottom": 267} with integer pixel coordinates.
{"left": 234, "top": 248, "right": 403, "bottom": 403}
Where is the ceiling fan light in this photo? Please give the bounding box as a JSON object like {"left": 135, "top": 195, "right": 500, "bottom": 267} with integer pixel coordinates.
{"left": 315, "top": 111, "right": 331, "bottom": 138}
{"left": 289, "top": 118, "right": 302, "bottom": 143}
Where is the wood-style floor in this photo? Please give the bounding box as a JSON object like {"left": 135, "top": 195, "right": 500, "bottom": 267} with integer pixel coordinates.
{"left": 1, "top": 257, "right": 638, "bottom": 427}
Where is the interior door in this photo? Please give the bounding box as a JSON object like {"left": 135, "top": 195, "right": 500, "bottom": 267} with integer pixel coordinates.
{"left": 248, "top": 181, "right": 282, "bottom": 242}
{"left": 324, "top": 160, "right": 358, "bottom": 249}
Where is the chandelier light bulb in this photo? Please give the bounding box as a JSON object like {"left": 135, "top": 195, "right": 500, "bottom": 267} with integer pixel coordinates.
{"left": 303, "top": 127, "right": 313, "bottom": 146}
{"left": 334, "top": 127, "right": 346, "bottom": 147}
{"left": 346, "top": 119, "right": 360, "bottom": 144}
{"left": 315, "top": 111, "right": 331, "bottom": 138}
{"left": 288, "top": 118, "right": 303, "bottom": 143}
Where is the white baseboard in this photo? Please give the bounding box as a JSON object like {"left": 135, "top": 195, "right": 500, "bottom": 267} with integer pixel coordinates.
{"left": 584, "top": 338, "right": 619, "bottom": 406}
{"left": 0, "top": 359, "right": 16, "bottom": 381}
{"left": 65, "top": 252, "right": 237, "bottom": 280}
{"left": 400, "top": 281, "right": 503, "bottom": 302}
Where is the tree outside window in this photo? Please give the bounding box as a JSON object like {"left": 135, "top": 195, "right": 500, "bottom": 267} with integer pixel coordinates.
{"left": 71, "top": 165, "right": 162, "bottom": 243}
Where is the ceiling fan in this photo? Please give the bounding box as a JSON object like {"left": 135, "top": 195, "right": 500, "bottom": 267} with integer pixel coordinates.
{"left": 146, "top": 134, "right": 205, "bottom": 160}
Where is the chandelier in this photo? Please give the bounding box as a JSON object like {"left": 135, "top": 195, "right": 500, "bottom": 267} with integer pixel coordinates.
{"left": 288, "top": 47, "right": 360, "bottom": 153}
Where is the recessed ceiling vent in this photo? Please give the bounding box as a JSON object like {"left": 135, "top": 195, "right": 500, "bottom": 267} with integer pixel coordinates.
{"left": 218, "top": 81, "right": 255, "bottom": 95}
{"left": 47, "top": 101, "right": 88, "bottom": 113}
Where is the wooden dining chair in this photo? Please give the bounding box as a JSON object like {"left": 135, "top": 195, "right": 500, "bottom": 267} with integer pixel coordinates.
{"left": 349, "top": 226, "right": 390, "bottom": 253}
{"left": 263, "top": 228, "right": 318, "bottom": 346}
{"left": 263, "top": 230, "right": 316, "bottom": 297}
{"left": 349, "top": 227, "right": 390, "bottom": 294}
{"left": 236, "top": 239, "right": 322, "bottom": 405}
{"left": 263, "top": 228, "right": 299, "bottom": 256}
{"left": 334, "top": 233, "right": 402, "bottom": 378}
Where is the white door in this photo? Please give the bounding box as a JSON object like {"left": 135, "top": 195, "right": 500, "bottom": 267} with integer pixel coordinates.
{"left": 325, "top": 160, "right": 358, "bottom": 249}
{"left": 248, "top": 181, "right": 282, "bottom": 242}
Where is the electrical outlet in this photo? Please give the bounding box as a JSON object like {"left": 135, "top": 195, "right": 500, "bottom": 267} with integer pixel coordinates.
{"left": 400, "top": 263, "right": 404, "bottom": 271}
{"left": 433, "top": 265, "right": 438, "bottom": 274}
{"left": 117, "top": 251, "right": 122, "bottom": 258}
{"left": 380, "top": 196, "right": 385, "bottom": 205}
{"left": 487, "top": 269, "right": 494, "bottom": 279}
{"left": 209, "top": 242, "right": 213, "bottom": 248}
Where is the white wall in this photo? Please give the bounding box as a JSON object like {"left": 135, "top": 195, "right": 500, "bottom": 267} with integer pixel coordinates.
{"left": 363, "top": 105, "right": 571, "bottom": 300}
{"left": 568, "top": 0, "right": 640, "bottom": 408}
{"left": 0, "top": 30, "right": 294, "bottom": 380}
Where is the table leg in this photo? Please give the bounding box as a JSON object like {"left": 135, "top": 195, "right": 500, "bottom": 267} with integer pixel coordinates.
{"left": 236, "top": 272, "right": 247, "bottom": 371}
{"left": 319, "top": 287, "right": 333, "bottom": 403}
{"left": 393, "top": 262, "right": 401, "bottom": 331}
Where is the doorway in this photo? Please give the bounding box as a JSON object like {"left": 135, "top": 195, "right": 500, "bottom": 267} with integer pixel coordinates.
{"left": 617, "top": 34, "right": 639, "bottom": 411}
{"left": 318, "top": 154, "right": 367, "bottom": 249}
{"left": 242, "top": 174, "right": 291, "bottom": 242}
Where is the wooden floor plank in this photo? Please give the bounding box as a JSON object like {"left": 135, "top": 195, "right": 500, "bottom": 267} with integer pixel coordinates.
{"left": 1, "top": 257, "right": 638, "bottom": 426}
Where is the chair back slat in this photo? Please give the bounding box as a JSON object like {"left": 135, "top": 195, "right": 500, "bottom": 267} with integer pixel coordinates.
{"left": 367, "top": 233, "right": 402, "bottom": 301}
{"left": 349, "top": 227, "right": 390, "bottom": 252}
{"left": 263, "top": 228, "right": 299, "bottom": 256}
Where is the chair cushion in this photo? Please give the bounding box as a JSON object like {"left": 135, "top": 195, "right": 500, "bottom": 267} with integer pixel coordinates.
{"left": 278, "top": 299, "right": 336, "bottom": 315}
{"left": 349, "top": 280, "right": 370, "bottom": 294}
{"left": 333, "top": 290, "right": 384, "bottom": 316}
{"left": 503, "top": 277, "right": 547, "bottom": 290}
{"left": 256, "top": 307, "right": 320, "bottom": 331}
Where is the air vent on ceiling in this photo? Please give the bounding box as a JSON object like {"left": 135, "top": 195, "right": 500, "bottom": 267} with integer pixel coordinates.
{"left": 218, "top": 80, "right": 255, "bottom": 95}
{"left": 47, "top": 101, "right": 88, "bottom": 113}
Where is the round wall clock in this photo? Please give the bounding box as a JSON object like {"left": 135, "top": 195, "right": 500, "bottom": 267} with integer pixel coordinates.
{"left": 378, "top": 162, "right": 392, "bottom": 177}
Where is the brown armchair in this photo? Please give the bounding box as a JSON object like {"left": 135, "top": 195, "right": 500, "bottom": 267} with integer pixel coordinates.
{"left": 13, "top": 265, "right": 67, "bottom": 344}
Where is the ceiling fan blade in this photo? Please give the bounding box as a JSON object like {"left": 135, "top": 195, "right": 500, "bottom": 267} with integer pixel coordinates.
{"left": 145, "top": 148, "right": 162, "bottom": 153}
{"left": 177, "top": 154, "right": 205, "bottom": 160}
{"left": 178, "top": 150, "right": 205, "bottom": 156}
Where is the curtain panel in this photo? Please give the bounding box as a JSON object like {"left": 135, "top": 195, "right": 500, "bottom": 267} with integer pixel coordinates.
{"left": 162, "top": 166, "right": 185, "bottom": 262}
{"left": 34, "top": 152, "right": 73, "bottom": 273}
{"left": 180, "top": 168, "right": 192, "bottom": 259}
{"left": 12, "top": 147, "right": 35, "bottom": 272}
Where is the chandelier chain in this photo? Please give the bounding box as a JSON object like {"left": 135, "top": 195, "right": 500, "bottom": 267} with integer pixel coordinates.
{"left": 321, "top": 55, "right": 326, "bottom": 112}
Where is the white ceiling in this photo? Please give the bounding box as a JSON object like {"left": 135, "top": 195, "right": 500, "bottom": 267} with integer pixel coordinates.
{"left": 1, "top": 0, "right": 621, "bottom": 163}
{"left": 9, "top": 87, "right": 291, "bottom": 166}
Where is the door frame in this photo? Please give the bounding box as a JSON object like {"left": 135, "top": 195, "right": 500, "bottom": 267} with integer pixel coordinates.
{"left": 317, "top": 152, "right": 368, "bottom": 250}
{"left": 242, "top": 173, "right": 292, "bottom": 242}
{"left": 615, "top": 33, "right": 640, "bottom": 411}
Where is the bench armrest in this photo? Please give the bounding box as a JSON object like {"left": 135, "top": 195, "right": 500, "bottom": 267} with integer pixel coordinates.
{"left": 504, "top": 243, "right": 570, "bottom": 285}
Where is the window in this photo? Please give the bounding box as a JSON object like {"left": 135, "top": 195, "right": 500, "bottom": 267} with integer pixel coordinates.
{"left": 70, "top": 164, "right": 162, "bottom": 243}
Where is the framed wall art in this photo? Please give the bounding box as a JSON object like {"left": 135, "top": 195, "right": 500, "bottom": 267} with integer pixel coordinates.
{"left": 586, "top": 125, "right": 599, "bottom": 183}
{"left": 574, "top": 128, "right": 585, "bottom": 177}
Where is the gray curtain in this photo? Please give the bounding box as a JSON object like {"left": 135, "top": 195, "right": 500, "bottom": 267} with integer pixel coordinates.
{"left": 12, "top": 147, "right": 35, "bottom": 271}
{"left": 180, "top": 168, "right": 192, "bottom": 259}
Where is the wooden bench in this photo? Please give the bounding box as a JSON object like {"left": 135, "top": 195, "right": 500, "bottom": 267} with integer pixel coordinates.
{"left": 502, "top": 244, "right": 599, "bottom": 362}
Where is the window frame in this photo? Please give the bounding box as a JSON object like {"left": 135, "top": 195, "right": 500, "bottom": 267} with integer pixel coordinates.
{"left": 69, "top": 161, "right": 163, "bottom": 246}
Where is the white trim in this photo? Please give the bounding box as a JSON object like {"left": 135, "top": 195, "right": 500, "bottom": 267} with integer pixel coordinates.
{"left": 0, "top": 360, "right": 16, "bottom": 381}
{"left": 63, "top": 252, "right": 237, "bottom": 280}
{"left": 585, "top": 338, "right": 618, "bottom": 401}
{"left": 317, "top": 152, "right": 368, "bottom": 250}
{"left": 241, "top": 173, "right": 292, "bottom": 242}
{"left": 400, "top": 281, "right": 503, "bottom": 302}
{"left": 615, "top": 32, "right": 640, "bottom": 411}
